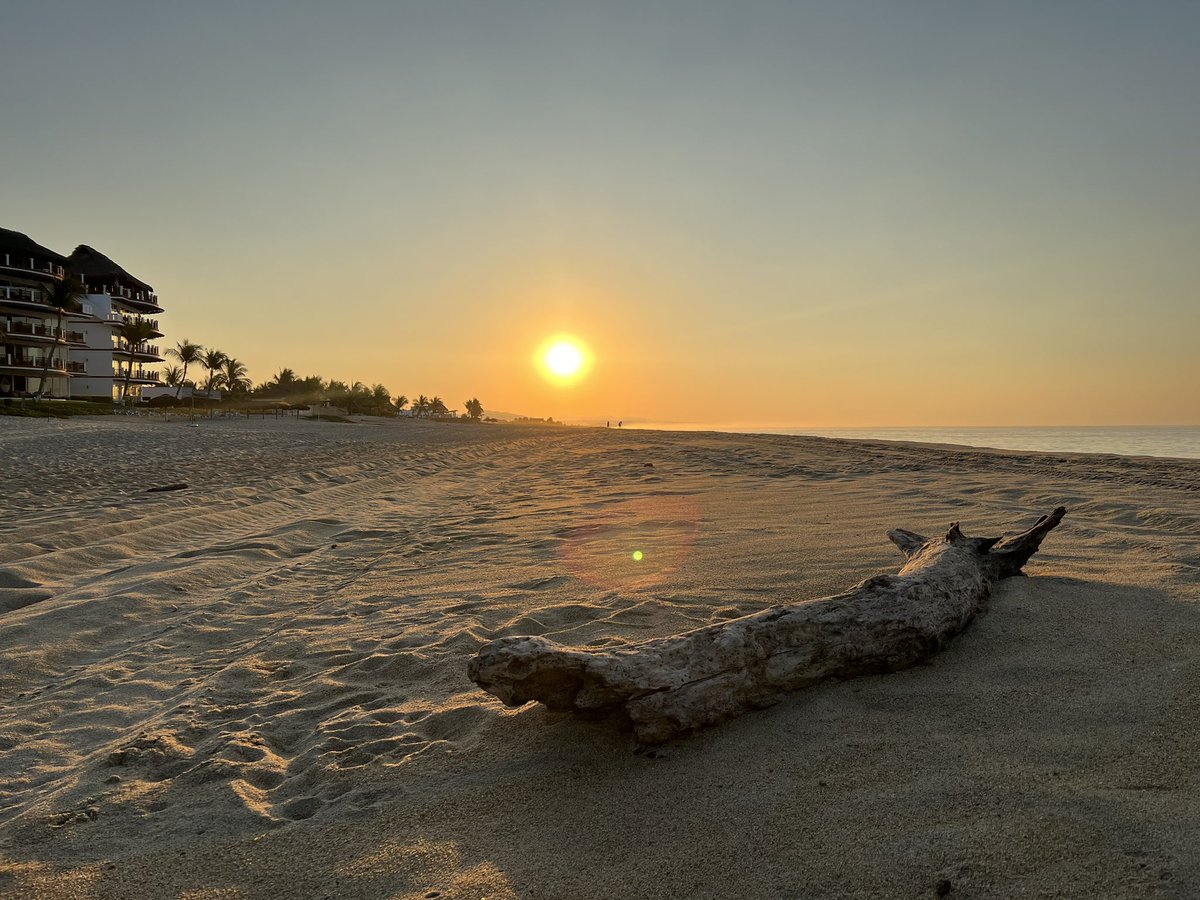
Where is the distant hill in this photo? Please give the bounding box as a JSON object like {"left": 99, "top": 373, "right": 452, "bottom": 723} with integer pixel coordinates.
{"left": 481, "top": 409, "right": 527, "bottom": 422}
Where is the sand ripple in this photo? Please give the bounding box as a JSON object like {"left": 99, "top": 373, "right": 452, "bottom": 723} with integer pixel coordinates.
{"left": 1, "top": 417, "right": 1198, "bottom": 897}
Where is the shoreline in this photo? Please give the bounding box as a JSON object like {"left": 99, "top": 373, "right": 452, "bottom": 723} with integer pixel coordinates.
{"left": 6, "top": 409, "right": 1200, "bottom": 463}
{"left": 1, "top": 419, "right": 1198, "bottom": 897}
{"left": 618, "top": 421, "right": 1200, "bottom": 462}
{"left": 6, "top": 410, "right": 1200, "bottom": 463}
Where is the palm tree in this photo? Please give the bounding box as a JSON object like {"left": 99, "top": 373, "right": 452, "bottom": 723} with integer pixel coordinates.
{"left": 254, "top": 368, "right": 297, "bottom": 400}
{"left": 117, "top": 318, "right": 158, "bottom": 404}
{"left": 325, "top": 379, "right": 349, "bottom": 411}
{"left": 412, "top": 395, "right": 430, "bottom": 418}
{"left": 464, "top": 398, "right": 483, "bottom": 420}
{"left": 221, "top": 357, "right": 250, "bottom": 394}
{"left": 370, "top": 384, "right": 391, "bottom": 415}
{"left": 298, "top": 375, "right": 323, "bottom": 394}
{"left": 347, "top": 381, "right": 370, "bottom": 416}
{"left": 201, "top": 349, "right": 227, "bottom": 396}
{"left": 393, "top": 394, "right": 408, "bottom": 413}
{"left": 162, "top": 364, "right": 184, "bottom": 387}
{"left": 166, "top": 339, "right": 202, "bottom": 399}
{"left": 34, "top": 275, "right": 86, "bottom": 399}
{"left": 429, "top": 396, "right": 448, "bottom": 417}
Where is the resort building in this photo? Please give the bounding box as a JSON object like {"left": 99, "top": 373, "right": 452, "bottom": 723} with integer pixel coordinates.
{"left": 67, "top": 246, "right": 164, "bottom": 402}
{"left": 0, "top": 227, "right": 165, "bottom": 401}
{"left": 0, "top": 229, "right": 78, "bottom": 398}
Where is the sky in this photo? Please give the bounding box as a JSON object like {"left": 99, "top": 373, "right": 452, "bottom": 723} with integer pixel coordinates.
{"left": 2, "top": 1, "right": 1197, "bottom": 426}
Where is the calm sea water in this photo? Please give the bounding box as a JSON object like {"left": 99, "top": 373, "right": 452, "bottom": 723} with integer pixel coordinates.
{"left": 788, "top": 427, "right": 1200, "bottom": 460}
{"left": 631, "top": 425, "right": 1200, "bottom": 460}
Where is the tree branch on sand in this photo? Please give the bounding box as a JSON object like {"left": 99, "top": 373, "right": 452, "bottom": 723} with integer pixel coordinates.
{"left": 468, "top": 507, "right": 1067, "bottom": 744}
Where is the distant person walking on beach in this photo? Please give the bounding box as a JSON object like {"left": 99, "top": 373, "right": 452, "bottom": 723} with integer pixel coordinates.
{"left": 618, "top": 420, "right": 623, "bottom": 428}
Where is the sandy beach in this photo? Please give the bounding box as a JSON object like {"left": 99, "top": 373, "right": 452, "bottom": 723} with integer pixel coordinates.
{"left": 1, "top": 416, "right": 1197, "bottom": 898}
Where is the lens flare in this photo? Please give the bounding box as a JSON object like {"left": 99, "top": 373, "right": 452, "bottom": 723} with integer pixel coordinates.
{"left": 535, "top": 334, "right": 592, "bottom": 386}
{"left": 560, "top": 497, "right": 701, "bottom": 591}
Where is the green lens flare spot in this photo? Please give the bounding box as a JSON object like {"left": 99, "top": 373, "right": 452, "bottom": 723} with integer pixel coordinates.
{"left": 631, "top": 550, "right": 644, "bottom": 562}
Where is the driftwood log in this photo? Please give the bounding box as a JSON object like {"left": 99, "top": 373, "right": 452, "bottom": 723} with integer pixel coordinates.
{"left": 469, "top": 507, "right": 1066, "bottom": 744}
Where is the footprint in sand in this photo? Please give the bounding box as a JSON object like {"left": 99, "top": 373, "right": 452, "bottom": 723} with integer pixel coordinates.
{"left": 279, "top": 795, "right": 324, "bottom": 821}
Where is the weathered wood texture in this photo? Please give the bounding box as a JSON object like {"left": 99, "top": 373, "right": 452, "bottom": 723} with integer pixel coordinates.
{"left": 468, "top": 507, "right": 1067, "bottom": 744}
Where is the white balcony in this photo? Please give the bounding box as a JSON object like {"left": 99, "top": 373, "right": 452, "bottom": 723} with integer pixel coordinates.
{"left": 0, "top": 256, "right": 64, "bottom": 280}
{"left": 89, "top": 284, "right": 161, "bottom": 310}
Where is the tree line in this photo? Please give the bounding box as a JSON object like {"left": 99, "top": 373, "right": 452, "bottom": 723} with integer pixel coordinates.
{"left": 162, "top": 339, "right": 484, "bottom": 419}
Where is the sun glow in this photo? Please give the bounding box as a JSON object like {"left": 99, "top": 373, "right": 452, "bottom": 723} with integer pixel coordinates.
{"left": 536, "top": 334, "right": 592, "bottom": 385}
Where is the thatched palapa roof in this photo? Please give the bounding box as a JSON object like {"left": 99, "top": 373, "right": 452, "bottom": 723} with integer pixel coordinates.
{"left": 0, "top": 227, "right": 69, "bottom": 264}
{"left": 68, "top": 244, "right": 154, "bottom": 292}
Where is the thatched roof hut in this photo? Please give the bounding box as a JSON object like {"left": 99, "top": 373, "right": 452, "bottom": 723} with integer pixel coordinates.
{"left": 67, "top": 245, "right": 155, "bottom": 293}
{"left": 0, "top": 227, "right": 69, "bottom": 265}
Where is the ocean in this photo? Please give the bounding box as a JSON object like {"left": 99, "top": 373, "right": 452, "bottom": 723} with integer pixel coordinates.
{"left": 629, "top": 425, "right": 1200, "bottom": 460}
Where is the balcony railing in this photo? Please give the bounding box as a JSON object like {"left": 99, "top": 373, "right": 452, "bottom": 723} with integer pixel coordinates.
{"left": 116, "top": 343, "right": 161, "bottom": 357}
{"left": 66, "top": 361, "right": 87, "bottom": 373}
{"left": 112, "top": 314, "right": 160, "bottom": 331}
{"left": 3, "top": 355, "right": 67, "bottom": 371}
{"left": 88, "top": 284, "right": 160, "bottom": 307}
{"left": 0, "top": 286, "right": 46, "bottom": 305}
{"left": 113, "top": 367, "right": 160, "bottom": 382}
{"left": 6, "top": 322, "right": 67, "bottom": 339}
{"left": 1, "top": 287, "right": 93, "bottom": 321}
{"left": 1, "top": 257, "right": 64, "bottom": 279}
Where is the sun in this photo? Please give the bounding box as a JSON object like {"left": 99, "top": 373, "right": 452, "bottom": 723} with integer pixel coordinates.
{"left": 536, "top": 334, "right": 592, "bottom": 385}
{"left": 546, "top": 341, "right": 583, "bottom": 377}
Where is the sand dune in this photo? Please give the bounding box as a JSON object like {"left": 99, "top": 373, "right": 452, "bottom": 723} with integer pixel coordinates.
{"left": 1, "top": 416, "right": 1197, "bottom": 898}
